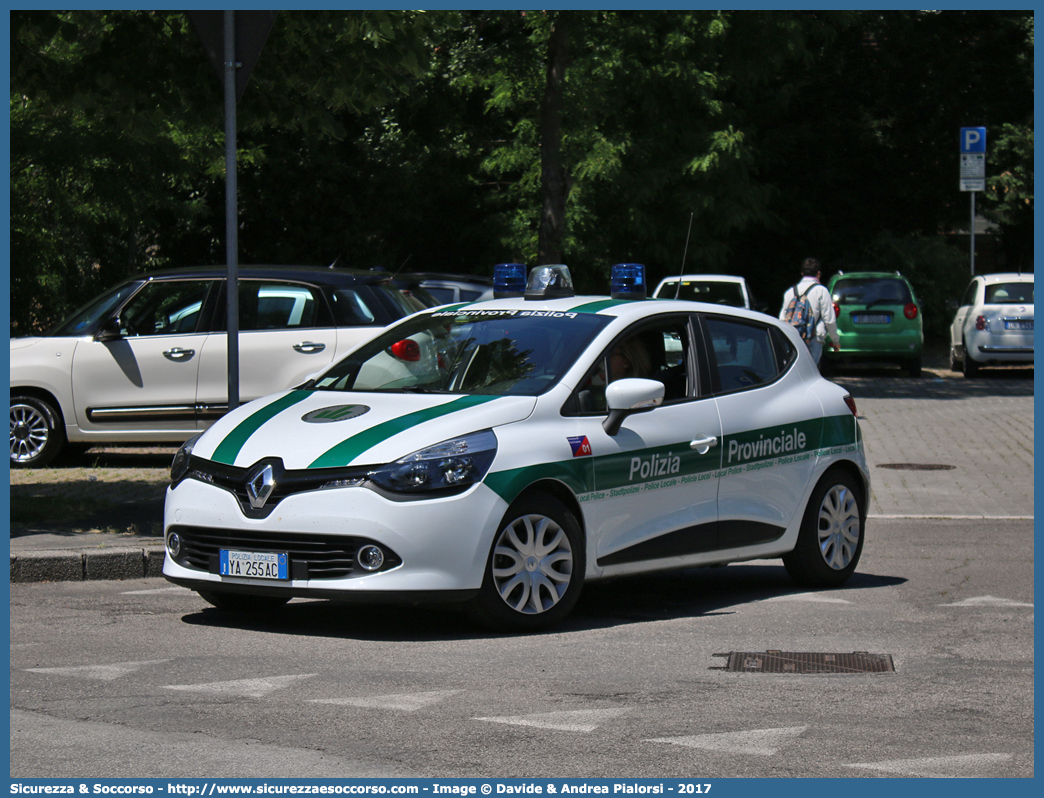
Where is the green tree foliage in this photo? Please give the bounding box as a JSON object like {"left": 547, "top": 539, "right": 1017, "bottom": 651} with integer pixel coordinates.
{"left": 9, "top": 10, "right": 445, "bottom": 334}
{"left": 10, "top": 10, "right": 1033, "bottom": 344}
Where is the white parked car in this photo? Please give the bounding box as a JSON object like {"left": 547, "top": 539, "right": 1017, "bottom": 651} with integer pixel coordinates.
{"left": 652, "top": 274, "right": 758, "bottom": 310}
{"left": 163, "top": 265, "right": 870, "bottom": 632}
{"left": 949, "top": 272, "right": 1034, "bottom": 377}
{"left": 10, "top": 265, "right": 421, "bottom": 467}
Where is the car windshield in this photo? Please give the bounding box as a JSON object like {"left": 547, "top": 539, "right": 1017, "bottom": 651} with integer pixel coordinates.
{"left": 312, "top": 309, "right": 611, "bottom": 396}
{"left": 832, "top": 277, "right": 912, "bottom": 307}
{"left": 656, "top": 280, "right": 745, "bottom": 307}
{"left": 48, "top": 281, "right": 144, "bottom": 337}
{"left": 985, "top": 282, "right": 1033, "bottom": 304}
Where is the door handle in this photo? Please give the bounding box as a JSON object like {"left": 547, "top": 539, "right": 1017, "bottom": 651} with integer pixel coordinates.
{"left": 690, "top": 435, "right": 718, "bottom": 454}
{"left": 293, "top": 341, "right": 326, "bottom": 354}
{"left": 163, "top": 347, "right": 195, "bottom": 361}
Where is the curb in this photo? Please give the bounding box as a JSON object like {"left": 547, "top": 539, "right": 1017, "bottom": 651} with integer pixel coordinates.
{"left": 9, "top": 545, "right": 165, "bottom": 583}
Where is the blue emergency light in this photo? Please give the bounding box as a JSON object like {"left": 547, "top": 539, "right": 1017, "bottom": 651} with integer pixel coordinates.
{"left": 525, "top": 264, "right": 574, "bottom": 300}
{"left": 493, "top": 263, "right": 527, "bottom": 298}
{"left": 610, "top": 263, "right": 647, "bottom": 300}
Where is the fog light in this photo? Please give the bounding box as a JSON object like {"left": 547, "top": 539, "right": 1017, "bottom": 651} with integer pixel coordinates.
{"left": 167, "top": 531, "right": 181, "bottom": 558}
{"left": 357, "top": 545, "right": 385, "bottom": 571}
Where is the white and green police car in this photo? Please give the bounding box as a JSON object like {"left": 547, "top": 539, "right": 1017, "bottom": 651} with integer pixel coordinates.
{"left": 163, "top": 264, "right": 869, "bottom": 631}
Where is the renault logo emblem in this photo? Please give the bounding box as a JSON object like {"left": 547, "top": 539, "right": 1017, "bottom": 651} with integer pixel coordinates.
{"left": 246, "top": 464, "right": 276, "bottom": 509}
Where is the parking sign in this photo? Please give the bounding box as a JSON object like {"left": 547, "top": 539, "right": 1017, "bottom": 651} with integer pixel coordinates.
{"left": 960, "top": 127, "right": 987, "bottom": 153}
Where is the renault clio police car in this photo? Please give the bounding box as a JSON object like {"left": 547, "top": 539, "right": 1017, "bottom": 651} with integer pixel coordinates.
{"left": 163, "top": 264, "right": 870, "bottom": 631}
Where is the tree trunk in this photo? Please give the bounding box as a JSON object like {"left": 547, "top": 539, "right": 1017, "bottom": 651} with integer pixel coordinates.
{"left": 537, "top": 15, "right": 570, "bottom": 265}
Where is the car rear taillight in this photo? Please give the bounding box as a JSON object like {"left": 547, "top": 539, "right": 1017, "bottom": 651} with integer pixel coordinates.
{"left": 833, "top": 301, "right": 840, "bottom": 318}
{"left": 975, "top": 315, "right": 987, "bottom": 331}
{"left": 904, "top": 303, "right": 918, "bottom": 320}
{"left": 390, "top": 339, "right": 421, "bottom": 362}
{"left": 843, "top": 394, "right": 858, "bottom": 416}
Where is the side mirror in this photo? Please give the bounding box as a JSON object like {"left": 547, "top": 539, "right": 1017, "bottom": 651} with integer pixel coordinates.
{"left": 94, "top": 316, "right": 122, "bottom": 342}
{"left": 602, "top": 378, "right": 664, "bottom": 436}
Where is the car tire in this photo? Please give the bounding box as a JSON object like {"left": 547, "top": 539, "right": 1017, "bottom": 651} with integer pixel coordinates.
{"left": 10, "top": 394, "right": 66, "bottom": 468}
{"left": 197, "top": 590, "right": 291, "bottom": 612}
{"left": 467, "top": 494, "right": 585, "bottom": 632}
{"left": 905, "top": 356, "right": 922, "bottom": 377}
{"left": 783, "top": 468, "right": 864, "bottom": 588}
{"left": 961, "top": 339, "right": 980, "bottom": 378}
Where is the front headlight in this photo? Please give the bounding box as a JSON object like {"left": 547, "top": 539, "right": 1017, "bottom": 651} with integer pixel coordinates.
{"left": 170, "top": 433, "right": 202, "bottom": 483}
{"left": 367, "top": 430, "right": 498, "bottom": 494}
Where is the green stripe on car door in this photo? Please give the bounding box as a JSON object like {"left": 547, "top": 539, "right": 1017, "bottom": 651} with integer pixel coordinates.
{"left": 308, "top": 394, "right": 499, "bottom": 468}
{"left": 211, "top": 390, "right": 312, "bottom": 465}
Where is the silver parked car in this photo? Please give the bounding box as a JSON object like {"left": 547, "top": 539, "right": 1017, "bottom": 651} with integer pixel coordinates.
{"left": 949, "top": 272, "right": 1034, "bottom": 377}
{"left": 10, "top": 265, "right": 420, "bottom": 467}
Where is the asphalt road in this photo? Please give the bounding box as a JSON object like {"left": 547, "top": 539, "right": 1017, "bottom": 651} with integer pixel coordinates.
{"left": 9, "top": 515, "right": 1033, "bottom": 779}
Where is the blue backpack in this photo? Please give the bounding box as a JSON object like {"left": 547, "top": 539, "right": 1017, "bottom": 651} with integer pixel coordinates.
{"left": 783, "top": 284, "right": 816, "bottom": 345}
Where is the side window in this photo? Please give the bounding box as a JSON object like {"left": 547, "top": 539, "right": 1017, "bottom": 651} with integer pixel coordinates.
{"left": 568, "top": 317, "right": 691, "bottom": 415}
{"left": 704, "top": 316, "right": 780, "bottom": 394}
{"left": 239, "top": 282, "right": 322, "bottom": 331}
{"left": 330, "top": 288, "right": 380, "bottom": 326}
{"left": 961, "top": 281, "right": 978, "bottom": 307}
{"left": 120, "top": 280, "right": 212, "bottom": 337}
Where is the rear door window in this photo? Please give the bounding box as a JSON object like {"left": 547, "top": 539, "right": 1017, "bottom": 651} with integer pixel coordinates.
{"left": 701, "top": 316, "right": 784, "bottom": 394}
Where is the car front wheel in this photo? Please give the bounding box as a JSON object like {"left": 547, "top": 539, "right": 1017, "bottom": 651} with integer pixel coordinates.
{"left": 10, "top": 395, "right": 65, "bottom": 468}
{"left": 783, "top": 469, "right": 864, "bottom": 587}
{"left": 468, "top": 494, "right": 585, "bottom": 632}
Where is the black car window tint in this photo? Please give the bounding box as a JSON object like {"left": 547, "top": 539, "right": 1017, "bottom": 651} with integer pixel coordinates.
{"left": 961, "top": 281, "right": 979, "bottom": 307}
{"left": 120, "top": 280, "right": 212, "bottom": 337}
{"left": 330, "top": 288, "right": 379, "bottom": 326}
{"left": 986, "top": 282, "right": 1034, "bottom": 304}
{"left": 568, "top": 317, "right": 692, "bottom": 415}
{"left": 239, "top": 282, "right": 320, "bottom": 330}
{"left": 704, "top": 317, "right": 779, "bottom": 394}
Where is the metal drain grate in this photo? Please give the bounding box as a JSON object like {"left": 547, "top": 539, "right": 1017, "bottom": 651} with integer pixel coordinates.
{"left": 712, "top": 651, "right": 895, "bottom": 674}
{"left": 877, "top": 463, "right": 955, "bottom": 471}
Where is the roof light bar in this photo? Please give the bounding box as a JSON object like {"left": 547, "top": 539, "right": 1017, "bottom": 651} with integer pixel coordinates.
{"left": 610, "top": 263, "right": 647, "bottom": 300}
{"left": 525, "top": 264, "right": 574, "bottom": 300}
{"left": 493, "top": 263, "right": 527, "bottom": 298}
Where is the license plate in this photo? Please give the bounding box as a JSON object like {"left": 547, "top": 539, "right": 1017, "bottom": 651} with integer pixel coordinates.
{"left": 852, "top": 313, "right": 891, "bottom": 324}
{"left": 220, "top": 549, "right": 289, "bottom": 580}
{"left": 1004, "top": 320, "right": 1033, "bottom": 330}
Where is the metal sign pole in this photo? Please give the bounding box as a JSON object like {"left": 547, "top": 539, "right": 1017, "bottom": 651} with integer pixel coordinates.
{"left": 224, "top": 10, "right": 240, "bottom": 411}
{"left": 970, "top": 191, "right": 976, "bottom": 277}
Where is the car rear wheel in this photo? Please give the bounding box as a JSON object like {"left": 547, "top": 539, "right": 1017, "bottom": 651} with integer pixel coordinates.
{"left": 197, "top": 590, "right": 291, "bottom": 612}
{"left": 467, "top": 494, "right": 585, "bottom": 632}
{"left": 10, "top": 395, "right": 65, "bottom": 468}
{"left": 961, "top": 339, "right": 980, "bottom": 378}
{"left": 783, "top": 468, "right": 864, "bottom": 587}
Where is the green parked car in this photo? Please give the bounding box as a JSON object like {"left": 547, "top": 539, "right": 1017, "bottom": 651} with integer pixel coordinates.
{"left": 823, "top": 271, "right": 924, "bottom": 376}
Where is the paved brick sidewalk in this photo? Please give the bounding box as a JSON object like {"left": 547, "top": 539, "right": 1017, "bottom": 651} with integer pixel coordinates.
{"left": 833, "top": 367, "right": 1034, "bottom": 518}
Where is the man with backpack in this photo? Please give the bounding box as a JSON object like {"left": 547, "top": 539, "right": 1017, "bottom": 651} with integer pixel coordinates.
{"left": 779, "top": 257, "right": 840, "bottom": 367}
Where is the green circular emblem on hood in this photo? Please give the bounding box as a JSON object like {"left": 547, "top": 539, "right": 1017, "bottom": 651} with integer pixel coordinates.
{"left": 301, "top": 405, "right": 370, "bottom": 423}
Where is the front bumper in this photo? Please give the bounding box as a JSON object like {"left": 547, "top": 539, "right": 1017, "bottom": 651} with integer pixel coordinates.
{"left": 162, "top": 476, "right": 507, "bottom": 598}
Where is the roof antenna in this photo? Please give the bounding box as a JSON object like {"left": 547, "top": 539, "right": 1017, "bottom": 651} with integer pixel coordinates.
{"left": 390, "top": 253, "right": 413, "bottom": 278}
{"left": 674, "top": 212, "right": 694, "bottom": 299}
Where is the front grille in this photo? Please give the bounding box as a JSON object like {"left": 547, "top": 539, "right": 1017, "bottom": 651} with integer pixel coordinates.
{"left": 169, "top": 524, "right": 401, "bottom": 579}
{"left": 183, "top": 456, "right": 372, "bottom": 518}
